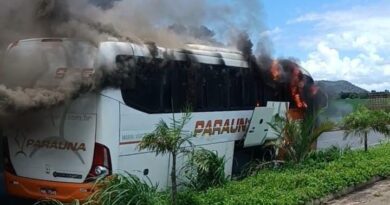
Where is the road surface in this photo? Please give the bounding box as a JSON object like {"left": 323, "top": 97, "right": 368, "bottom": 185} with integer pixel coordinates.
{"left": 328, "top": 179, "right": 390, "bottom": 205}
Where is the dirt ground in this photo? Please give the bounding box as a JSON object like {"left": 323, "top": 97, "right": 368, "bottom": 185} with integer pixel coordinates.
{"left": 328, "top": 179, "right": 390, "bottom": 205}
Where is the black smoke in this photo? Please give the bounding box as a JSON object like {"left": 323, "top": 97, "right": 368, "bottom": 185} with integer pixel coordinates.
{"left": 168, "top": 24, "right": 222, "bottom": 46}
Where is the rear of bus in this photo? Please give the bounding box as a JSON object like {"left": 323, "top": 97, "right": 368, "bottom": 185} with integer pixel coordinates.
{"left": 1, "top": 38, "right": 112, "bottom": 202}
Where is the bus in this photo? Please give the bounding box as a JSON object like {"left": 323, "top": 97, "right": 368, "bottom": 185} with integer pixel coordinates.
{"left": 1, "top": 38, "right": 317, "bottom": 202}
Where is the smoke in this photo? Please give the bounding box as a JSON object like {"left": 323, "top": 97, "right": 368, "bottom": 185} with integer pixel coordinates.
{"left": 0, "top": 0, "right": 270, "bottom": 118}
{"left": 0, "top": 0, "right": 322, "bottom": 119}
{"left": 234, "top": 32, "right": 254, "bottom": 60}
{"left": 0, "top": 64, "right": 95, "bottom": 118}
{"left": 0, "top": 0, "right": 270, "bottom": 53}
{"left": 168, "top": 24, "right": 222, "bottom": 46}
{"left": 0, "top": 0, "right": 271, "bottom": 51}
{"left": 0, "top": 0, "right": 269, "bottom": 57}
{"left": 230, "top": 29, "right": 318, "bottom": 110}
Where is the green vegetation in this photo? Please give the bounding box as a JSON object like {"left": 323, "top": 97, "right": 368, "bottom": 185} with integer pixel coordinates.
{"left": 184, "top": 149, "right": 228, "bottom": 191}
{"left": 342, "top": 106, "right": 390, "bottom": 151}
{"left": 84, "top": 173, "right": 166, "bottom": 205}
{"left": 339, "top": 92, "right": 368, "bottom": 99}
{"left": 269, "top": 112, "right": 334, "bottom": 163}
{"left": 192, "top": 143, "right": 390, "bottom": 205}
{"left": 138, "top": 111, "right": 193, "bottom": 205}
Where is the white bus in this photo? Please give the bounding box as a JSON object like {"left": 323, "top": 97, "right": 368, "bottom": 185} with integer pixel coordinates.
{"left": 1, "top": 38, "right": 314, "bottom": 202}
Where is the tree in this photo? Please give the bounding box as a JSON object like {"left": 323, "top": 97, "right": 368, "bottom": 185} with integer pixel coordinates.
{"left": 138, "top": 112, "right": 192, "bottom": 205}
{"left": 342, "top": 106, "right": 390, "bottom": 151}
{"left": 269, "top": 111, "right": 334, "bottom": 163}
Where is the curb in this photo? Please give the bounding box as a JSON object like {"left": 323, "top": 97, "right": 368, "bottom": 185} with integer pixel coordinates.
{"left": 305, "top": 176, "right": 385, "bottom": 205}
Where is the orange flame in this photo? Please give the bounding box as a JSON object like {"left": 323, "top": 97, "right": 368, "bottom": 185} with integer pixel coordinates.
{"left": 270, "top": 60, "right": 281, "bottom": 81}
{"left": 290, "top": 66, "right": 307, "bottom": 109}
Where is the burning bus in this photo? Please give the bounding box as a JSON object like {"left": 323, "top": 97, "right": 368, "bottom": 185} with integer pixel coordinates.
{"left": 1, "top": 38, "right": 323, "bottom": 202}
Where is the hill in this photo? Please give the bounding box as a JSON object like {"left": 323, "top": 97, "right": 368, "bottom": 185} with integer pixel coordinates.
{"left": 316, "top": 80, "right": 368, "bottom": 99}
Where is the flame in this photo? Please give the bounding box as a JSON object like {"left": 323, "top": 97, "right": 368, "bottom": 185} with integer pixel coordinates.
{"left": 270, "top": 60, "right": 281, "bottom": 81}
{"left": 268, "top": 59, "right": 311, "bottom": 109}
{"left": 290, "top": 66, "right": 307, "bottom": 109}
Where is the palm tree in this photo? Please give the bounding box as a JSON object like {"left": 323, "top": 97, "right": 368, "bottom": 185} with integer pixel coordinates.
{"left": 342, "top": 106, "right": 390, "bottom": 151}
{"left": 269, "top": 111, "right": 334, "bottom": 163}
{"left": 138, "top": 112, "right": 192, "bottom": 205}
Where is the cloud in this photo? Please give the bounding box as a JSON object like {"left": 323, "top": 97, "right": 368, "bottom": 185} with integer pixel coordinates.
{"left": 302, "top": 41, "right": 382, "bottom": 80}
{"left": 291, "top": 2, "right": 390, "bottom": 91}
{"left": 287, "top": 13, "right": 322, "bottom": 24}
{"left": 259, "top": 27, "right": 281, "bottom": 38}
{"left": 383, "top": 64, "right": 390, "bottom": 76}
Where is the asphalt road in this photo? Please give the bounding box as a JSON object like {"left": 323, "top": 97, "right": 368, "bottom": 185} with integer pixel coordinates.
{"left": 0, "top": 130, "right": 387, "bottom": 204}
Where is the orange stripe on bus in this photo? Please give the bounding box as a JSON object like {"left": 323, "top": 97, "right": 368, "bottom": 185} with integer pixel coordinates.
{"left": 4, "top": 171, "right": 94, "bottom": 202}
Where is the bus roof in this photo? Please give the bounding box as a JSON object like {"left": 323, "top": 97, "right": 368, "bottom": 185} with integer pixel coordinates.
{"left": 7, "top": 38, "right": 94, "bottom": 51}
{"left": 10, "top": 38, "right": 248, "bottom": 68}
{"left": 130, "top": 42, "right": 249, "bottom": 68}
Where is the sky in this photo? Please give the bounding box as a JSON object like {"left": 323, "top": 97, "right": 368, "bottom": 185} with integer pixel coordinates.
{"left": 259, "top": 0, "right": 390, "bottom": 91}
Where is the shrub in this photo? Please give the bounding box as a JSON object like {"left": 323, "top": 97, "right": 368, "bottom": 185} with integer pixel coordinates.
{"left": 305, "top": 146, "right": 345, "bottom": 163}
{"left": 85, "top": 173, "right": 167, "bottom": 205}
{"left": 184, "top": 149, "right": 228, "bottom": 190}
{"left": 269, "top": 112, "right": 334, "bottom": 163}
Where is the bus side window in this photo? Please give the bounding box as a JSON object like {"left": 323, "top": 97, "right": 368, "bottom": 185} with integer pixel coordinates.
{"left": 170, "top": 61, "right": 186, "bottom": 111}
{"left": 161, "top": 61, "right": 173, "bottom": 112}
{"left": 201, "top": 64, "right": 229, "bottom": 111}
{"left": 120, "top": 56, "right": 165, "bottom": 113}
{"left": 196, "top": 65, "right": 207, "bottom": 111}
{"left": 220, "top": 66, "right": 229, "bottom": 109}
{"left": 229, "top": 67, "right": 243, "bottom": 109}
{"left": 242, "top": 68, "right": 257, "bottom": 108}
{"left": 161, "top": 60, "right": 199, "bottom": 113}
{"left": 186, "top": 62, "right": 198, "bottom": 110}
{"left": 204, "top": 64, "right": 217, "bottom": 110}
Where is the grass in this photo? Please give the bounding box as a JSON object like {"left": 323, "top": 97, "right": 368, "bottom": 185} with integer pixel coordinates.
{"left": 191, "top": 143, "right": 390, "bottom": 205}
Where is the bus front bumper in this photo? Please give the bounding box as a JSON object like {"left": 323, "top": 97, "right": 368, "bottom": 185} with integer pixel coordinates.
{"left": 4, "top": 171, "right": 94, "bottom": 202}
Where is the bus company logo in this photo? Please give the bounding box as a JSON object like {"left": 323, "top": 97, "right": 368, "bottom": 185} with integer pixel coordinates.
{"left": 25, "top": 139, "right": 86, "bottom": 152}
{"left": 19, "top": 137, "right": 87, "bottom": 164}
{"left": 194, "top": 118, "right": 250, "bottom": 136}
